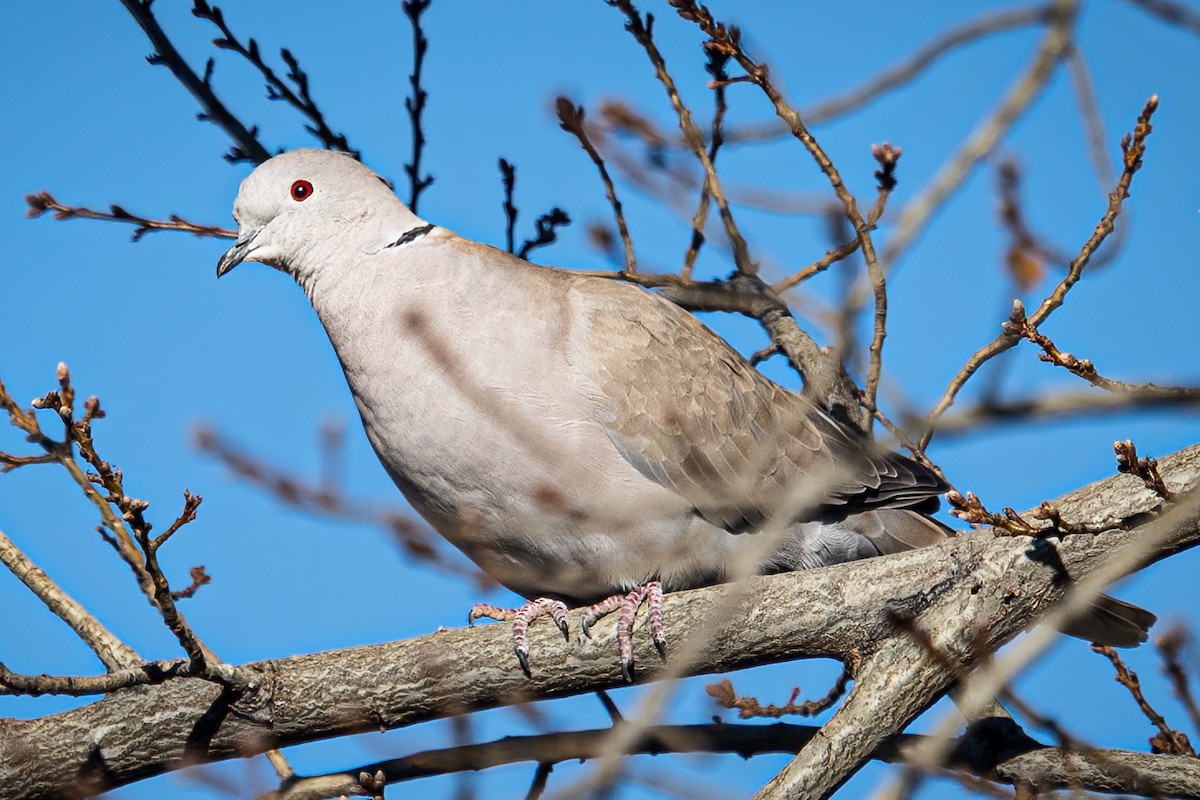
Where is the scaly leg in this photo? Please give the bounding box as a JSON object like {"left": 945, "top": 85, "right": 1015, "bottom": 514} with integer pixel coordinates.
{"left": 468, "top": 598, "right": 569, "bottom": 676}
{"left": 582, "top": 580, "right": 666, "bottom": 682}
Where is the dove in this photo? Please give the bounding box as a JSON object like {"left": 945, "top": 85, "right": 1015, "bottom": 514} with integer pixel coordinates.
{"left": 217, "top": 149, "right": 1154, "bottom": 678}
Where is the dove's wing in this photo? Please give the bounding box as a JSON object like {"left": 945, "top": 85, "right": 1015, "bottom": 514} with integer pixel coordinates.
{"left": 569, "top": 278, "right": 946, "bottom": 533}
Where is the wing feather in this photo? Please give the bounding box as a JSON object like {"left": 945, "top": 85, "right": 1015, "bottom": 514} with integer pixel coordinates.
{"left": 570, "top": 278, "right": 946, "bottom": 532}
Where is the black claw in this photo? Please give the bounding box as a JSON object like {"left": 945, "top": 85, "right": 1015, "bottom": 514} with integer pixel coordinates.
{"left": 516, "top": 647, "right": 532, "bottom": 678}
{"left": 654, "top": 638, "right": 667, "bottom": 659}
{"left": 620, "top": 659, "right": 634, "bottom": 684}
{"left": 467, "top": 614, "right": 476, "bottom": 627}
{"left": 557, "top": 618, "right": 570, "bottom": 640}
{"left": 582, "top": 619, "right": 594, "bottom": 639}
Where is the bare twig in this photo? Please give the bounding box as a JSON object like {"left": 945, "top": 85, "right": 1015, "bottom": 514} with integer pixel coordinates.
{"left": 2, "top": 366, "right": 225, "bottom": 675}
{"left": 25, "top": 192, "right": 235, "bottom": 241}
{"left": 191, "top": 0, "right": 359, "bottom": 157}
{"left": 669, "top": 1, "right": 890, "bottom": 407}
{"left": 518, "top": 209, "right": 571, "bottom": 261}
{"left": 556, "top": 97, "right": 636, "bottom": 274}
{"left": 772, "top": 143, "right": 901, "bottom": 293}
{"left": 402, "top": 0, "right": 434, "bottom": 211}
{"left": 118, "top": 0, "right": 270, "bottom": 163}
{"left": 1093, "top": 644, "right": 1196, "bottom": 756}
{"left": 922, "top": 95, "right": 1159, "bottom": 447}
{"left": 610, "top": 2, "right": 752, "bottom": 274}
{"left": 681, "top": 43, "right": 730, "bottom": 279}
{"left": 1, "top": 367, "right": 155, "bottom": 601}
{"left": 1003, "top": 301, "right": 1200, "bottom": 405}
{"left": 1115, "top": 440, "right": 1174, "bottom": 501}
{"left": 946, "top": 491, "right": 1106, "bottom": 537}
{"left": 0, "top": 658, "right": 193, "bottom": 697}
{"left": 499, "top": 158, "right": 518, "bottom": 253}
{"left": 706, "top": 670, "right": 850, "bottom": 719}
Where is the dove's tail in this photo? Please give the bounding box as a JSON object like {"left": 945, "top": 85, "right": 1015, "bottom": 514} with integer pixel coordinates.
{"left": 1061, "top": 594, "right": 1157, "bottom": 648}
{"left": 859, "top": 510, "right": 1156, "bottom": 648}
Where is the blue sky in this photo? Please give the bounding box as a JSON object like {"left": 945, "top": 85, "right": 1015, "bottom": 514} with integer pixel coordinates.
{"left": 2, "top": 2, "right": 1199, "bottom": 798}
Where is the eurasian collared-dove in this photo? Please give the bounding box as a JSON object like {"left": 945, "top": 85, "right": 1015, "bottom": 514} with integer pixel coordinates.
{"left": 217, "top": 150, "right": 1154, "bottom": 677}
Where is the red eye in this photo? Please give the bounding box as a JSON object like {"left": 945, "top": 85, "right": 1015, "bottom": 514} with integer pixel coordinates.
{"left": 290, "top": 179, "right": 313, "bottom": 202}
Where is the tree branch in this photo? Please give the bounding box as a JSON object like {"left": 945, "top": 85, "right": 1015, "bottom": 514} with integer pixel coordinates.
{"left": 3, "top": 443, "right": 1198, "bottom": 799}
{"left": 253, "top": 721, "right": 1200, "bottom": 800}
{"left": 24, "top": 192, "right": 234, "bottom": 241}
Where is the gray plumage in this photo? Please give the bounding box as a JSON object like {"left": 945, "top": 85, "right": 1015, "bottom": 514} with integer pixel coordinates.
{"left": 217, "top": 150, "right": 1152, "bottom": 647}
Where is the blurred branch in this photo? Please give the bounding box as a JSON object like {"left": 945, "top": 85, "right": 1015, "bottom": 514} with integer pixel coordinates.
{"left": 879, "top": 0, "right": 1077, "bottom": 271}
{"left": 0, "top": 528, "right": 140, "bottom": 672}
{"left": 118, "top": 0, "right": 271, "bottom": 164}
{"left": 804, "top": 4, "right": 1057, "bottom": 125}
{"left": 5, "top": 442, "right": 1199, "bottom": 799}
{"left": 191, "top": 0, "right": 360, "bottom": 157}
{"left": 24, "top": 191, "right": 235, "bottom": 241}
{"left": 1123, "top": 0, "right": 1200, "bottom": 36}
{"left": 402, "top": 0, "right": 434, "bottom": 211}
{"left": 192, "top": 425, "right": 474, "bottom": 578}
{"left": 918, "top": 388, "right": 1200, "bottom": 438}
{"left": 1064, "top": 43, "right": 1116, "bottom": 191}
{"left": 1157, "top": 625, "right": 1200, "bottom": 737}
{"left": 622, "top": 5, "right": 1055, "bottom": 147}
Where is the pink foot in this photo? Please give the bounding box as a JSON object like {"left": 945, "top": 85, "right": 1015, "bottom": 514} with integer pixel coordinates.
{"left": 468, "top": 598, "right": 569, "bottom": 676}
{"left": 582, "top": 580, "right": 666, "bottom": 682}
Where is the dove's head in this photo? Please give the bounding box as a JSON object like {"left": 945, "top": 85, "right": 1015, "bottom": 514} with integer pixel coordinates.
{"left": 217, "top": 149, "right": 422, "bottom": 279}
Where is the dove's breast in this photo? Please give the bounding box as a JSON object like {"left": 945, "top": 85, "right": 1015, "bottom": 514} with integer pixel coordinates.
{"left": 305, "top": 239, "right": 740, "bottom": 601}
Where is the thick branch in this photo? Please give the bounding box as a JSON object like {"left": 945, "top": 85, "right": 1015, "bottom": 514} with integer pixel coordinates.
{"left": 3, "top": 443, "right": 1198, "bottom": 800}
{"left": 256, "top": 721, "right": 1200, "bottom": 800}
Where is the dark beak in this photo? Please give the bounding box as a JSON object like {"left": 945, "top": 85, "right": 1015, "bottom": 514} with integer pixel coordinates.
{"left": 216, "top": 230, "right": 258, "bottom": 278}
